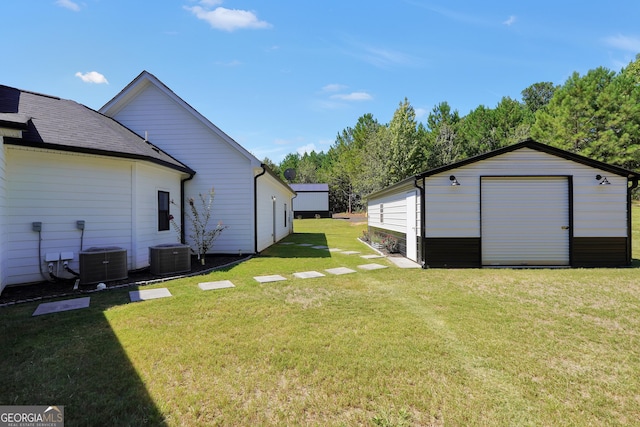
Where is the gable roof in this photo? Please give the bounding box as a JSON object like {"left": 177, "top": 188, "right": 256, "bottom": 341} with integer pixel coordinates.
{"left": 418, "top": 139, "right": 640, "bottom": 180}
{"left": 0, "top": 84, "right": 194, "bottom": 175}
{"left": 368, "top": 139, "right": 640, "bottom": 199}
{"left": 99, "top": 70, "right": 261, "bottom": 167}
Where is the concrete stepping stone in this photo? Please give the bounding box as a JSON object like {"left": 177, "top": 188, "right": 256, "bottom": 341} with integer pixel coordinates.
{"left": 297, "top": 243, "right": 313, "bottom": 247}
{"left": 199, "top": 280, "right": 235, "bottom": 291}
{"left": 293, "top": 271, "right": 325, "bottom": 279}
{"left": 312, "top": 245, "right": 329, "bottom": 250}
{"left": 358, "top": 263, "right": 388, "bottom": 271}
{"left": 340, "top": 251, "right": 361, "bottom": 255}
{"left": 278, "top": 242, "right": 295, "bottom": 245}
{"left": 254, "top": 274, "right": 287, "bottom": 283}
{"left": 130, "top": 288, "right": 172, "bottom": 302}
{"left": 325, "top": 267, "right": 357, "bottom": 275}
{"left": 32, "top": 297, "right": 90, "bottom": 316}
{"left": 328, "top": 248, "right": 343, "bottom": 252}
{"left": 361, "top": 254, "right": 384, "bottom": 259}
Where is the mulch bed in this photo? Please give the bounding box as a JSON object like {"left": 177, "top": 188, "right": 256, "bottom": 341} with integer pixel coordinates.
{"left": 0, "top": 254, "right": 249, "bottom": 307}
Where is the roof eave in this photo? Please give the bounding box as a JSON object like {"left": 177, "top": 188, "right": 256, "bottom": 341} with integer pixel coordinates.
{"left": 4, "top": 138, "right": 196, "bottom": 175}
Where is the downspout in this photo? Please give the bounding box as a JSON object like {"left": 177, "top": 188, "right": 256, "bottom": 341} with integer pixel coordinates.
{"left": 627, "top": 176, "right": 638, "bottom": 265}
{"left": 254, "top": 164, "right": 267, "bottom": 253}
{"left": 180, "top": 172, "right": 196, "bottom": 244}
{"left": 414, "top": 175, "right": 427, "bottom": 268}
{"left": 290, "top": 192, "right": 298, "bottom": 233}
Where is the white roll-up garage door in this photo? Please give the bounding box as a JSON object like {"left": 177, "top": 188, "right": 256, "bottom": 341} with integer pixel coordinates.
{"left": 481, "top": 176, "right": 570, "bottom": 266}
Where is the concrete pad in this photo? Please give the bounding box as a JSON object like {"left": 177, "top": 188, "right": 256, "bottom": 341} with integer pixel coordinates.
{"left": 129, "top": 288, "right": 172, "bottom": 302}
{"left": 32, "top": 297, "right": 90, "bottom": 316}
{"left": 340, "top": 251, "right": 361, "bottom": 255}
{"left": 325, "top": 267, "right": 357, "bottom": 275}
{"left": 312, "top": 245, "right": 329, "bottom": 250}
{"left": 387, "top": 257, "right": 422, "bottom": 268}
{"left": 361, "top": 254, "right": 384, "bottom": 259}
{"left": 297, "top": 243, "right": 313, "bottom": 247}
{"left": 199, "top": 280, "right": 235, "bottom": 291}
{"left": 293, "top": 271, "right": 325, "bottom": 279}
{"left": 358, "top": 263, "right": 388, "bottom": 271}
{"left": 254, "top": 274, "right": 287, "bottom": 283}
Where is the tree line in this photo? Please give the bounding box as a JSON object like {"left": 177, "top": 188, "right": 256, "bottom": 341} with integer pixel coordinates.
{"left": 264, "top": 55, "right": 640, "bottom": 212}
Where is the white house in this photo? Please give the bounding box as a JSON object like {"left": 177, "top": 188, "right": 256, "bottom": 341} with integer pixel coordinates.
{"left": 367, "top": 139, "right": 639, "bottom": 268}
{"left": 289, "top": 183, "right": 331, "bottom": 218}
{"left": 0, "top": 72, "right": 294, "bottom": 293}
{"left": 100, "top": 71, "right": 295, "bottom": 256}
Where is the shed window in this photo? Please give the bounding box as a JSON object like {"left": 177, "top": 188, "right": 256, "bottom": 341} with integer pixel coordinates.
{"left": 158, "top": 191, "right": 170, "bottom": 231}
{"left": 380, "top": 203, "right": 384, "bottom": 224}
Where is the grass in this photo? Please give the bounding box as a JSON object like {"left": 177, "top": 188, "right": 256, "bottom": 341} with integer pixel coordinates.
{"left": 2, "top": 213, "right": 640, "bottom": 425}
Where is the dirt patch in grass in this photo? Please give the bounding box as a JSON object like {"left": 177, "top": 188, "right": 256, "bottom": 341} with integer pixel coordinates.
{"left": 332, "top": 212, "right": 367, "bottom": 225}
{"left": 0, "top": 254, "right": 248, "bottom": 306}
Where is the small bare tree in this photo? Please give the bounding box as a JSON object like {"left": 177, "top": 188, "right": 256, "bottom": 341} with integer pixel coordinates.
{"left": 171, "top": 187, "right": 227, "bottom": 265}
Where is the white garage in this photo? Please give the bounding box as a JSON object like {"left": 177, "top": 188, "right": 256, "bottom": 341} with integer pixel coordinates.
{"left": 367, "top": 139, "right": 639, "bottom": 268}
{"left": 290, "top": 184, "right": 331, "bottom": 218}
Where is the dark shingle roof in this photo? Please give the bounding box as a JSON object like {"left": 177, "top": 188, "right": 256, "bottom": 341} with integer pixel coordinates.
{"left": 0, "top": 84, "right": 194, "bottom": 174}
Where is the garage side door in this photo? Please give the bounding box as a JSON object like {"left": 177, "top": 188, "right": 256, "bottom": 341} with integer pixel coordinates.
{"left": 481, "top": 176, "right": 570, "bottom": 266}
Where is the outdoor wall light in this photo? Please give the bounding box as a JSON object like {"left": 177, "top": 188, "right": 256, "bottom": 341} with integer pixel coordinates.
{"left": 596, "top": 174, "right": 610, "bottom": 185}
{"left": 449, "top": 175, "right": 461, "bottom": 186}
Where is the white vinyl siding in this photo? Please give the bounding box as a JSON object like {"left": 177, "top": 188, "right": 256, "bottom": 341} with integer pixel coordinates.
{"left": 109, "top": 84, "right": 257, "bottom": 254}
{"left": 481, "top": 177, "right": 570, "bottom": 266}
{"left": 368, "top": 193, "right": 408, "bottom": 234}
{"left": 132, "top": 163, "right": 183, "bottom": 269}
{"left": 256, "top": 171, "right": 294, "bottom": 252}
{"left": 5, "top": 147, "right": 183, "bottom": 286}
{"left": 0, "top": 141, "right": 7, "bottom": 292}
{"left": 406, "top": 190, "right": 418, "bottom": 261}
{"left": 425, "top": 148, "right": 629, "bottom": 239}
{"left": 293, "top": 192, "right": 329, "bottom": 211}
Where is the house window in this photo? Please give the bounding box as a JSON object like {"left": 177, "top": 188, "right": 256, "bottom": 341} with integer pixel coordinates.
{"left": 158, "top": 191, "right": 170, "bottom": 231}
{"left": 380, "top": 203, "right": 384, "bottom": 224}
{"left": 284, "top": 203, "right": 287, "bottom": 227}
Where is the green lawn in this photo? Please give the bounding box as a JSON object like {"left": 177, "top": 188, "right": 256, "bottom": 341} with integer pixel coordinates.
{"left": 2, "top": 212, "right": 640, "bottom": 426}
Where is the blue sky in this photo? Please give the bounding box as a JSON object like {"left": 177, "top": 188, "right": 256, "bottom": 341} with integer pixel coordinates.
{"left": 2, "top": 1, "right": 639, "bottom": 162}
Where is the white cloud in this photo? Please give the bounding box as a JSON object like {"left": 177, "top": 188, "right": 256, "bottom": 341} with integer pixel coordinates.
{"left": 330, "top": 92, "right": 373, "bottom": 101}
{"left": 75, "top": 71, "right": 109, "bottom": 84}
{"left": 415, "top": 108, "right": 428, "bottom": 119}
{"left": 604, "top": 34, "right": 640, "bottom": 52}
{"left": 297, "top": 143, "right": 317, "bottom": 156}
{"left": 55, "top": 0, "right": 80, "bottom": 12}
{"left": 503, "top": 15, "right": 516, "bottom": 26}
{"left": 185, "top": 3, "right": 272, "bottom": 32}
{"left": 322, "top": 83, "right": 348, "bottom": 93}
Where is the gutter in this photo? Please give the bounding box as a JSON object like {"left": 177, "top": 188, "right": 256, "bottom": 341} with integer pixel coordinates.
{"left": 254, "top": 164, "right": 268, "bottom": 253}
{"left": 413, "top": 176, "right": 427, "bottom": 268}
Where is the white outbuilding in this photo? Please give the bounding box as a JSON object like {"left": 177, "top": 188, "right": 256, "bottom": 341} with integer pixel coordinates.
{"left": 289, "top": 183, "right": 331, "bottom": 218}
{"left": 367, "top": 139, "right": 639, "bottom": 268}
